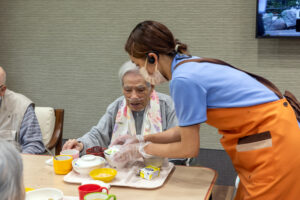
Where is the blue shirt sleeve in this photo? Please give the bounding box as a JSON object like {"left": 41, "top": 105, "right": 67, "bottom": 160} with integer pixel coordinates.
{"left": 170, "top": 77, "right": 207, "bottom": 126}
{"left": 19, "top": 104, "right": 45, "bottom": 154}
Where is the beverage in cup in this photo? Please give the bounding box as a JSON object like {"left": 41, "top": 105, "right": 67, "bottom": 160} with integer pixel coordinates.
{"left": 84, "top": 192, "right": 116, "bottom": 200}
{"left": 78, "top": 184, "right": 109, "bottom": 200}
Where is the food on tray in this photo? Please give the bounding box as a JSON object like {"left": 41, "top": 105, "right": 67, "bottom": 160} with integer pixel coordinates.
{"left": 140, "top": 165, "right": 160, "bottom": 180}
{"left": 86, "top": 146, "right": 106, "bottom": 158}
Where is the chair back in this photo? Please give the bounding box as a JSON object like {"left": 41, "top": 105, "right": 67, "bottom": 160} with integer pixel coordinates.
{"left": 35, "top": 107, "right": 64, "bottom": 155}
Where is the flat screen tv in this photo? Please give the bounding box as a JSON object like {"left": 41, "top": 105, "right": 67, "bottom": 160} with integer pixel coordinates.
{"left": 256, "top": 0, "right": 300, "bottom": 37}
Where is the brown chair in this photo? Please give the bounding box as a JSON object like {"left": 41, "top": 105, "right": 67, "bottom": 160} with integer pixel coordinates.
{"left": 35, "top": 107, "right": 64, "bottom": 155}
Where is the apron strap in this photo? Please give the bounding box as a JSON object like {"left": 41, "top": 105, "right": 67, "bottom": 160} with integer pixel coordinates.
{"left": 174, "top": 58, "right": 284, "bottom": 99}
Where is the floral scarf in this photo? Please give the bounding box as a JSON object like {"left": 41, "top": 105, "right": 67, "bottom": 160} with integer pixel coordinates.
{"left": 111, "top": 90, "right": 162, "bottom": 142}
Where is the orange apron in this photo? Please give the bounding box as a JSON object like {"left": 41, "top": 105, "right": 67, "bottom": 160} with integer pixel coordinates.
{"left": 206, "top": 99, "right": 300, "bottom": 200}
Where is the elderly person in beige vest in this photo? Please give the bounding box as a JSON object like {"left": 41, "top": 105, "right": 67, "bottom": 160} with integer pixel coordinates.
{"left": 0, "top": 67, "right": 45, "bottom": 154}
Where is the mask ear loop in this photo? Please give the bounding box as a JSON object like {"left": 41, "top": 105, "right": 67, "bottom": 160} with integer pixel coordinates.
{"left": 143, "top": 57, "right": 148, "bottom": 68}
{"left": 154, "top": 62, "right": 158, "bottom": 72}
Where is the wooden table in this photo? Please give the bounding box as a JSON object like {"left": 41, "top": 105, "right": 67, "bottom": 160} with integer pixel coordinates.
{"left": 23, "top": 154, "right": 217, "bottom": 200}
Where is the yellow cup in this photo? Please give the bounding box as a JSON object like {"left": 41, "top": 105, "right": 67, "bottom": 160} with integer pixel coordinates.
{"left": 53, "top": 155, "right": 73, "bottom": 175}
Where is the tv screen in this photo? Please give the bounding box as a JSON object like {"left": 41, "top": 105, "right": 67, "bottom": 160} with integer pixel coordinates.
{"left": 256, "top": 0, "right": 300, "bottom": 37}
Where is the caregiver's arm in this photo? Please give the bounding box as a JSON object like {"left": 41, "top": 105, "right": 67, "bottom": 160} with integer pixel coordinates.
{"left": 144, "top": 126, "right": 181, "bottom": 144}
{"left": 144, "top": 124, "right": 200, "bottom": 158}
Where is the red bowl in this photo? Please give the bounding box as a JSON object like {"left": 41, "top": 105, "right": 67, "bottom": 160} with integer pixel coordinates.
{"left": 86, "top": 146, "right": 107, "bottom": 158}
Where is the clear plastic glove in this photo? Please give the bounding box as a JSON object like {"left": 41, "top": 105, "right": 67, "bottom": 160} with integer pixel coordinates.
{"left": 111, "top": 142, "right": 152, "bottom": 168}
{"left": 109, "top": 134, "right": 144, "bottom": 147}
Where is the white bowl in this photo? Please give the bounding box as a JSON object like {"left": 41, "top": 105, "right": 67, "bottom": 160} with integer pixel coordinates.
{"left": 26, "top": 188, "right": 63, "bottom": 200}
{"left": 104, "top": 145, "right": 121, "bottom": 168}
{"left": 72, "top": 155, "right": 106, "bottom": 175}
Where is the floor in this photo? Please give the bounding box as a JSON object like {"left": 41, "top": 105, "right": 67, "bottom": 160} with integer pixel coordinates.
{"left": 212, "top": 185, "right": 235, "bottom": 200}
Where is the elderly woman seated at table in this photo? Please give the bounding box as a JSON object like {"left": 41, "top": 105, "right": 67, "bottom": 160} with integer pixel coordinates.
{"left": 0, "top": 139, "right": 25, "bottom": 200}
{"left": 63, "top": 61, "right": 186, "bottom": 164}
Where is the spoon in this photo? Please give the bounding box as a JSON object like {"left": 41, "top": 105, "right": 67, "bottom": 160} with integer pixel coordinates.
{"left": 45, "top": 147, "right": 58, "bottom": 160}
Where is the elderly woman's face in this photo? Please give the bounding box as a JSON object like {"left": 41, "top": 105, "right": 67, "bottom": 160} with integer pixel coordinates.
{"left": 122, "top": 72, "right": 152, "bottom": 111}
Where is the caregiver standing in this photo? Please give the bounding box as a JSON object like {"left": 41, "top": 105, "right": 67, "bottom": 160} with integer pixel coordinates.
{"left": 112, "top": 20, "right": 300, "bottom": 200}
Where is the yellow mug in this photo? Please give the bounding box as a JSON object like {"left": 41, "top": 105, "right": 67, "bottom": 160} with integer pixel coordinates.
{"left": 53, "top": 155, "right": 73, "bottom": 175}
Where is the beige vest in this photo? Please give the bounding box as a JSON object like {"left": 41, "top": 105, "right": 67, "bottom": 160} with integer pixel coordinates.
{"left": 0, "top": 89, "right": 33, "bottom": 142}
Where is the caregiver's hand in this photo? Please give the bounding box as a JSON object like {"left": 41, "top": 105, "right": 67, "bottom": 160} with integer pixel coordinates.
{"left": 111, "top": 142, "right": 152, "bottom": 168}
{"left": 109, "top": 134, "right": 144, "bottom": 147}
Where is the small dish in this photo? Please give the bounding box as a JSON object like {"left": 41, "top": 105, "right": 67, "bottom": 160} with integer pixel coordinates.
{"left": 72, "top": 155, "right": 106, "bottom": 175}
{"left": 89, "top": 168, "right": 117, "bottom": 183}
{"left": 25, "top": 188, "right": 63, "bottom": 200}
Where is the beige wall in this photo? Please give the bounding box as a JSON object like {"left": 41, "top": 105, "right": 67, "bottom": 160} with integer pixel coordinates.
{"left": 1, "top": 0, "right": 300, "bottom": 149}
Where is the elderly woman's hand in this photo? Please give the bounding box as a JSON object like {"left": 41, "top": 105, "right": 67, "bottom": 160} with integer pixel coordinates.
{"left": 62, "top": 139, "right": 84, "bottom": 151}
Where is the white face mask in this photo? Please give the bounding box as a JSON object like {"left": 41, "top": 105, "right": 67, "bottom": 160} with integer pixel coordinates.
{"left": 139, "top": 58, "right": 168, "bottom": 85}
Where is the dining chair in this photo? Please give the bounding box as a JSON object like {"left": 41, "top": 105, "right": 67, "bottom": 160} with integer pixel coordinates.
{"left": 35, "top": 107, "right": 64, "bottom": 155}
{"left": 231, "top": 175, "right": 239, "bottom": 200}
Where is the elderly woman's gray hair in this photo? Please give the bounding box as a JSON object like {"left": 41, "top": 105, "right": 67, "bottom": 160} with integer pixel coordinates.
{"left": 118, "top": 61, "right": 151, "bottom": 87}
{"left": 0, "top": 139, "right": 25, "bottom": 200}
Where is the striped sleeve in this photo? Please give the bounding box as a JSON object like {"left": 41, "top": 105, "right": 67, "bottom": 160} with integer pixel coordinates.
{"left": 19, "top": 104, "right": 45, "bottom": 154}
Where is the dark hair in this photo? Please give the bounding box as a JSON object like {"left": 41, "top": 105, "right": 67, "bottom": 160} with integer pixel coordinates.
{"left": 125, "top": 20, "right": 189, "bottom": 58}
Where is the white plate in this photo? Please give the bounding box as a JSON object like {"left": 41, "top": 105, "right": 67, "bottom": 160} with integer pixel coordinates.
{"left": 45, "top": 158, "right": 53, "bottom": 166}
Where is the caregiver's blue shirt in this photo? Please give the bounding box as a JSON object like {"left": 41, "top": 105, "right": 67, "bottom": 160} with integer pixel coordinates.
{"left": 170, "top": 54, "right": 279, "bottom": 127}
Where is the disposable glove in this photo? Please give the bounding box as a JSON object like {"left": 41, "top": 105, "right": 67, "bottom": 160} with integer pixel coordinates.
{"left": 111, "top": 142, "right": 152, "bottom": 168}
{"left": 109, "top": 134, "right": 144, "bottom": 147}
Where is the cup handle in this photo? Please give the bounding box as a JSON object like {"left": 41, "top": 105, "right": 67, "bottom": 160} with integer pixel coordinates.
{"left": 107, "top": 194, "right": 116, "bottom": 200}
{"left": 101, "top": 187, "right": 109, "bottom": 194}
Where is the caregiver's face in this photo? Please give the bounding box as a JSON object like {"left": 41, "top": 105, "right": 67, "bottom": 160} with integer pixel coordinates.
{"left": 122, "top": 71, "right": 152, "bottom": 112}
